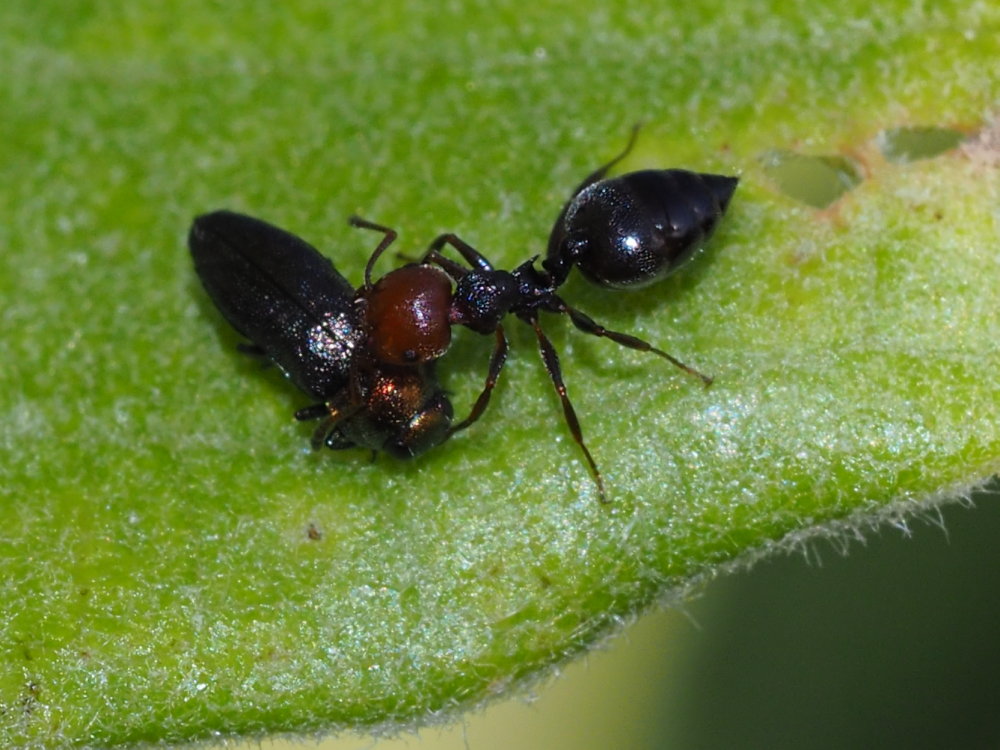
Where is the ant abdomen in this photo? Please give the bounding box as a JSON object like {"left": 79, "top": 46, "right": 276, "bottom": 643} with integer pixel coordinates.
{"left": 547, "top": 168, "right": 739, "bottom": 290}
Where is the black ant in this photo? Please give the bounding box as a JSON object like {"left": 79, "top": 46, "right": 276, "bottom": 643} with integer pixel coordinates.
{"left": 189, "top": 130, "right": 737, "bottom": 501}
{"left": 345, "top": 130, "right": 736, "bottom": 499}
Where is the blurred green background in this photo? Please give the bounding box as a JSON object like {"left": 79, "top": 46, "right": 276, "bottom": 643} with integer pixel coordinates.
{"left": 216, "top": 486, "right": 1000, "bottom": 749}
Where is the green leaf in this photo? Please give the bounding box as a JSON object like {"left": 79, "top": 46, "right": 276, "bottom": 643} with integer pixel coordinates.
{"left": 2, "top": 1, "right": 998, "bottom": 747}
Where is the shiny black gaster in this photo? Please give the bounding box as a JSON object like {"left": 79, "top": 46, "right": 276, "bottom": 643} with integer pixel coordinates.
{"left": 545, "top": 162, "right": 738, "bottom": 290}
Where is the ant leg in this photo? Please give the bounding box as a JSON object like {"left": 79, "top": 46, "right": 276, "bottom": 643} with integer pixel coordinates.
{"left": 348, "top": 215, "right": 398, "bottom": 288}
{"left": 393, "top": 233, "right": 489, "bottom": 281}
{"left": 449, "top": 325, "right": 509, "bottom": 434}
{"left": 423, "top": 233, "right": 495, "bottom": 272}
{"left": 559, "top": 301, "right": 713, "bottom": 387}
{"left": 528, "top": 315, "right": 608, "bottom": 503}
{"left": 420, "top": 249, "right": 469, "bottom": 281}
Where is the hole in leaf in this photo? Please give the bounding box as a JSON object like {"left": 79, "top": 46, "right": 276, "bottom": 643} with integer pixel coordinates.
{"left": 760, "top": 150, "right": 863, "bottom": 209}
{"left": 877, "top": 126, "right": 965, "bottom": 163}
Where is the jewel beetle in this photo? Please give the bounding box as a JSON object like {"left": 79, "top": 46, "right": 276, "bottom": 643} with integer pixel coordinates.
{"left": 189, "top": 210, "right": 453, "bottom": 458}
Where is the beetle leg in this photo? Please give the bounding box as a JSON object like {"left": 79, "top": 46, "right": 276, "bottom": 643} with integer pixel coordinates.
{"left": 295, "top": 399, "right": 361, "bottom": 449}
{"left": 314, "top": 406, "right": 362, "bottom": 450}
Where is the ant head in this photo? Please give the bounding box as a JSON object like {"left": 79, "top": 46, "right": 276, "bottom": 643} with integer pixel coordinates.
{"left": 343, "top": 362, "right": 453, "bottom": 458}
{"left": 450, "top": 270, "right": 520, "bottom": 335}
{"left": 364, "top": 265, "right": 454, "bottom": 365}
{"left": 383, "top": 389, "right": 453, "bottom": 458}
